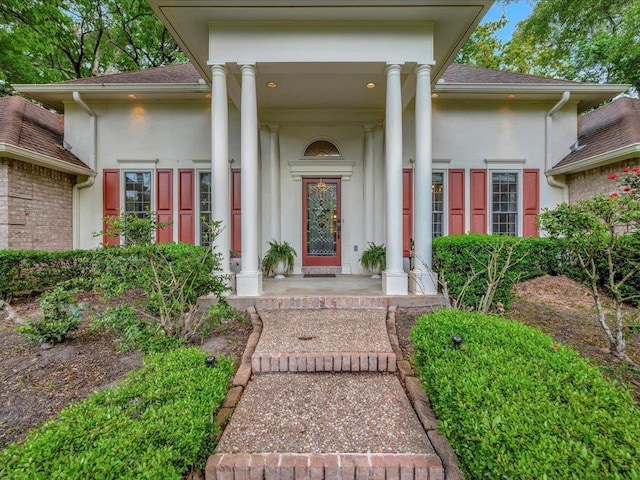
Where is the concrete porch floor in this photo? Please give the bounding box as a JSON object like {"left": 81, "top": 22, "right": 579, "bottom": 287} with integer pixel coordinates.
{"left": 200, "top": 275, "right": 449, "bottom": 311}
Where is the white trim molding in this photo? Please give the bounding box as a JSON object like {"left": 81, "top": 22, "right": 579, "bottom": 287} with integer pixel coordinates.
{"left": 0, "top": 143, "right": 95, "bottom": 177}
{"left": 547, "top": 143, "right": 640, "bottom": 176}
{"left": 288, "top": 159, "right": 355, "bottom": 180}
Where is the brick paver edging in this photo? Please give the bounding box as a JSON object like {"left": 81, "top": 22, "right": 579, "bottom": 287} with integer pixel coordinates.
{"left": 256, "top": 296, "right": 387, "bottom": 310}
{"left": 386, "top": 307, "right": 464, "bottom": 480}
{"left": 251, "top": 352, "right": 397, "bottom": 373}
{"left": 212, "top": 307, "right": 262, "bottom": 437}
{"left": 206, "top": 453, "right": 444, "bottom": 480}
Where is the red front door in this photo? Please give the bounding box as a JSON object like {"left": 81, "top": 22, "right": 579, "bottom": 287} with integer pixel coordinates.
{"left": 302, "top": 178, "right": 341, "bottom": 266}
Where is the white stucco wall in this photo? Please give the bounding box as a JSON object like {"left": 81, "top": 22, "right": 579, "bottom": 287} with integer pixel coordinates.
{"left": 66, "top": 95, "right": 578, "bottom": 274}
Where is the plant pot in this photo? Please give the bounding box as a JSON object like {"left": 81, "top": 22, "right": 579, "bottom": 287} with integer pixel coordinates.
{"left": 272, "top": 260, "right": 288, "bottom": 279}
{"left": 369, "top": 267, "right": 381, "bottom": 279}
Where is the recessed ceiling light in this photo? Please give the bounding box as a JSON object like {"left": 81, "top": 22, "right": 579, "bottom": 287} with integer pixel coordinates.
{"left": 507, "top": 94, "right": 516, "bottom": 99}
{"left": 366, "top": 82, "right": 376, "bottom": 89}
{"left": 127, "top": 94, "right": 136, "bottom": 99}
{"left": 205, "top": 93, "right": 212, "bottom": 99}
{"left": 267, "top": 81, "right": 277, "bottom": 88}
{"left": 431, "top": 93, "right": 439, "bottom": 99}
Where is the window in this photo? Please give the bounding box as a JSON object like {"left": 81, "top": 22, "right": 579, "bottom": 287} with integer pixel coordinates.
{"left": 432, "top": 172, "right": 444, "bottom": 237}
{"left": 199, "top": 171, "right": 212, "bottom": 246}
{"left": 304, "top": 140, "right": 340, "bottom": 157}
{"left": 124, "top": 171, "right": 152, "bottom": 217}
{"left": 491, "top": 172, "right": 518, "bottom": 235}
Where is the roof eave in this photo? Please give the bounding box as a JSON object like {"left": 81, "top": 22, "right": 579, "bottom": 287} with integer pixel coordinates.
{"left": 0, "top": 143, "right": 95, "bottom": 176}
{"left": 548, "top": 143, "right": 640, "bottom": 176}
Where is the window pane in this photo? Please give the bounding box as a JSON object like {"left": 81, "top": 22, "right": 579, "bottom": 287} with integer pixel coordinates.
{"left": 124, "top": 172, "right": 152, "bottom": 218}
{"left": 432, "top": 172, "right": 444, "bottom": 237}
{"left": 491, "top": 172, "right": 517, "bottom": 235}
{"left": 199, "top": 172, "right": 212, "bottom": 246}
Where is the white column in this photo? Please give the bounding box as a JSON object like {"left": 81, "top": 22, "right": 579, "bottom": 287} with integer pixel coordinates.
{"left": 211, "top": 64, "right": 233, "bottom": 286}
{"left": 383, "top": 64, "right": 408, "bottom": 295}
{"left": 410, "top": 64, "right": 438, "bottom": 295}
{"left": 236, "top": 64, "right": 262, "bottom": 297}
{"left": 291, "top": 175, "right": 303, "bottom": 275}
{"left": 363, "top": 125, "right": 375, "bottom": 245}
{"left": 269, "top": 125, "right": 281, "bottom": 241}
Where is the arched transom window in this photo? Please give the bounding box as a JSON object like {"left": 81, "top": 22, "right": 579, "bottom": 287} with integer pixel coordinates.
{"left": 304, "top": 140, "right": 341, "bottom": 157}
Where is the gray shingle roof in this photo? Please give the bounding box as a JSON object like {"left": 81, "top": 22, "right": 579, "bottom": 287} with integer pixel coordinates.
{"left": 554, "top": 97, "right": 640, "bottom": 169}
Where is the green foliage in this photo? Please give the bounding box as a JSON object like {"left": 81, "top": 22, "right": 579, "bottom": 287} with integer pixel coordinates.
{"left": 0, "top": 0, "right": 186, "bottom": 96}
{"left": 359, "top": 242, "right": 386, "bottom": 272}
{"left": 0, "top": 348, "right": 233, "bottom": 479}
{"left": 503, "top": 0, "right": 640, "bottom": 91}
{"left": 92, "top": 306, "right": 182, "bottom": 353}
{"left": 539, "top": 194, "right": 640, "bottom": 358}
{"left": 16, "top": 286, "right": 82, "bottom": 344}
{"left": 98, "top": 210, "right": 171, "bottom": 247}
{"left": 0, "top": 249, "right": 97, "bottom": 300}
{"left": 262, "top": 239, "right": 297, "bottom": 276}
{"left": 412, "top": 309, "right": 640, "bottom": 480}
{"left": 433, "top": 234, "right": 561, "bottom": 310}
{"left": 455, "top": 16, "right": 507, "bottom": 69}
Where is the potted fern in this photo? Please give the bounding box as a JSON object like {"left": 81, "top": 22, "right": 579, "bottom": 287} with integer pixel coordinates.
{"left": 360, "top": 242, "right": 386, "bottom": 278}
{"left": 262, "top": 239, "right": 297, "bottom": 278}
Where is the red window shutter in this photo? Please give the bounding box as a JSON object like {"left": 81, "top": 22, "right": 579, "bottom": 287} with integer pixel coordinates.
{"left": 156, "top": 169, "right": 173, "bottom": 243}
{"left": 231, "top": 169, "right": 242, "bottom": 256}
{"left": 403, "top": 168, "right": 413, "bottom": 257}
{"left": 102, "top": 169, "right": 120, "bottom": 246}
{"left": 470, "top": 169, "right": 487, "bottom": 234}
{"left": 523, "top": 168, "right": 540, "bottom": 237}
{"left": 448, "top": 169, "right": 465, "bottom": 235}
{"left": 178, "top": 169, "right": 195, "bottom": 244}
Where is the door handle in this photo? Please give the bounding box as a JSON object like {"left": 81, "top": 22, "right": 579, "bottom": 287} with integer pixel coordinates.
{"left": 336, "top": 218, "right": 341, "bottom": 239}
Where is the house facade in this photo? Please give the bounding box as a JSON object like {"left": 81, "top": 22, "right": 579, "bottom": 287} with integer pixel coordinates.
{"left": 14, "top": 1, "right": 627, "bottom": 296}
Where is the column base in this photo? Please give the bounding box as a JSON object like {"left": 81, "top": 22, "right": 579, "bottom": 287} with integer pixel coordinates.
{"left": 214, "top": 270, "right": 236, "bottom": 296}
{"left": 236, "top": 271, "right": 263, "bottom": 297}
{"left": 409, "top": 269, "right": 438, "bottom": 295}
{"left": 382, "top": 270, "right": 408, "bottom": 296}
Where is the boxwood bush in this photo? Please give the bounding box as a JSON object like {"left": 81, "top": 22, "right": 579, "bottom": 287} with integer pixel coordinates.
{"left": 412, "top": 309, "right": 640, "bottom": 480}
{"left": 0, "top": 348, "right": 233, "bottom": 480}
{"left": 432, "top": 234, "right": 564, "bottom": 310}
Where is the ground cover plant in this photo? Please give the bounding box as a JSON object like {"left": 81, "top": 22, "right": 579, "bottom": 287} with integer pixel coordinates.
{"left": 0, "top": 347, "right": 233, "bottom": 479}
{"left": 412, "top": 309, "right": 640, "bottom": 480}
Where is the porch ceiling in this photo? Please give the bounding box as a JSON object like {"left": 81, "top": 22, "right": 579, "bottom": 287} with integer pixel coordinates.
{"left": 148, "top": 1, "right": 494, "bottom": 86}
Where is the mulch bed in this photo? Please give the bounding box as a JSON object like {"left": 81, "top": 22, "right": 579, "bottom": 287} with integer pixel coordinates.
{"left": 0, "top": 291, "right": 251, "bottom": 449}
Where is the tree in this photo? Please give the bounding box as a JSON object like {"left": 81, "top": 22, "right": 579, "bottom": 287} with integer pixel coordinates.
{"left": 0, "top": 0, "right": 185, "bottom": 96}
{"left": 539, "top": 176, "right": 640, "bottom": 364}
{"left": 455, "top": 16, "right": 507, "bottom": 70}
{"left": 504, "top": 0, "right": 640, "bottom": 91}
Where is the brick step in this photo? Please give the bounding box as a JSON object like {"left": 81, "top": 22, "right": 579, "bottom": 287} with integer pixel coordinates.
{"left": 206, "top": 453, "right": 443, "bottom": 480}
{"left": 255, "top": 296, "right": 387, "bottom": 310}
{"left": 251, "top": 352, "right": 397, "bottom": 373}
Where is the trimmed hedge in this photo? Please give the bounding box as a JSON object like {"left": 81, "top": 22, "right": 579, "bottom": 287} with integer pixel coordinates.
{"left": 0, "top": 244, "right": 219, "bottom": 300}
{"left": 432, "top": 235, "right": 565, "bottom": 310}
{"left": 0, "top": 348, "right": 233, "bottom": 479}
{"left": 412, "top": 310, "right": 640, "bottom": 480}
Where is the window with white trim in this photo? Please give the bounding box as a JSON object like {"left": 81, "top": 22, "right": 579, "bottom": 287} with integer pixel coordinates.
{"left": 124, "top": 171, "right": 152, "bottom": 217}
{"left": 199, "top": 171, "right": 212, "bottom": 246}
{"left": 432, "top": 172, "right": 444, "bottom": 237}
{"left": 491, "top": 172, "right": 518, "bottom": 235}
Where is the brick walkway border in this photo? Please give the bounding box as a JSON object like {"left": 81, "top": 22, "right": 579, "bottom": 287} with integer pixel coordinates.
{"left": 207, "top": 452, "right": 444, "bottom": 480}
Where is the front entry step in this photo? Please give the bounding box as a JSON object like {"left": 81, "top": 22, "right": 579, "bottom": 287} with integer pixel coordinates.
{"left": 251, "top": 351, "right": 397, "bottom": 373}
{"left": 256, "top": 296, "right": 386, "bottom": 310}
{"left": 207, "top": 452, "right": 444, "bottom": 480}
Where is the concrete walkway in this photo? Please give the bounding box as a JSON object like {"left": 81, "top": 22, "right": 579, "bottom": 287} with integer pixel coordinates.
{"left": 206, "top": 302, "right": 458, "bottom": 480}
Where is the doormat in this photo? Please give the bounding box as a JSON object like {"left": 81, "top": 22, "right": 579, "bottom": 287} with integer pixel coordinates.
{"left": 303, "top": 273, "right": 336, "bottom": 278}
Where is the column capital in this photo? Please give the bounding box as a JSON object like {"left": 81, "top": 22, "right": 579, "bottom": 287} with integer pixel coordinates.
{"left": 416, "top": 64, "right": 433, "bottom": 75}
{"left": 363, "top": 124, "right": 375, "bottom": 133}
{"left": 210, "top": 64, "right": 228, "bottom": 74}
{"left": 240, "top": 63, "right": 257, "bottom": 73}
{"left": 269, "top": 124, "right": 280, "bottom": 133}
{"left": 385, "top": 64, "right": 403, "bottom": 75}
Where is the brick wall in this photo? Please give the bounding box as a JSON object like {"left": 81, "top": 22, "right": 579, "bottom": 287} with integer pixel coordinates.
{"left": 0, "top": 158, "right": 76, "bottom": 250}
{"left": 566, "top": 158, "right": 640, "bottom": 204}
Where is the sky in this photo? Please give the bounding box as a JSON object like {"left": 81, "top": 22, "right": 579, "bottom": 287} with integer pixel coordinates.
{"left": 481, "top": 0, "right": 534, "bottom": 41}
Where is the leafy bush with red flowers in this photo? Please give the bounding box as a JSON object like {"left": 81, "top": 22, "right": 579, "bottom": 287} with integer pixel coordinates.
{"left": 609, "top": 165, "right": 640, "bottom": 197}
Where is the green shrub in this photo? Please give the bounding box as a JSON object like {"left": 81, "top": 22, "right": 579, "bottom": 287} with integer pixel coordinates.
{"left": 0, "top": 348, "right": 233, "bottom": 479}
{"left": 432, "top": 234, "right": 563, "bottom": 310}
{"left": 92, "top": 306, "right": 183, "bottom": 353}
{"left": 16, "top": 286, "right": 82, "bottom": 344}
{"left": 412, "top": 309, "right": 640, "bottom": 480}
